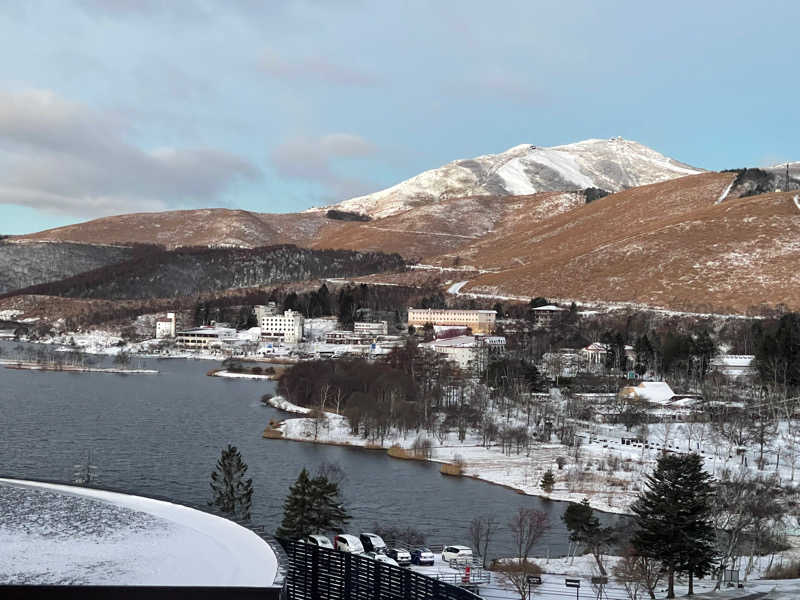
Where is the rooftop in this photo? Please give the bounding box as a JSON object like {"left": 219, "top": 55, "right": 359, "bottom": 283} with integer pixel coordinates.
{"left": 176, "top": 326, "right": 236, "bottom": 336}
{"left": 428, "top": 335, "right": 476, "bottom": 348}
{"left": 0, "top": 478, "right": 278, "bottom": 587}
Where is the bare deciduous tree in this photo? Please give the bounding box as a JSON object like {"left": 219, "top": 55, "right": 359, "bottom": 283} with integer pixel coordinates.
{"left": 497, "top": 508, "right": 550, "bottom": 600}
{"left": 469, "top": 514, "right": 498, "bottom": 568}
{"left": 613, "top": 545, "right": 663, "bottom": 600}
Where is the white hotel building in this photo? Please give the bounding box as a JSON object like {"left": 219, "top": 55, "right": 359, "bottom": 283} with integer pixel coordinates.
{"left": 407, "top": 308, "right": 496, "bottom": 334}
{"left": 256, "top": 308, "right": 304, "bottom": 344}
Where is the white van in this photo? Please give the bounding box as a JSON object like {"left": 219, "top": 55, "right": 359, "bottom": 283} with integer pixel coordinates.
{"left": 334, "top": 534, "right": 365, "bottom": 554}
{"left": 442, "top": 545, "right": 473, "bottom": 563}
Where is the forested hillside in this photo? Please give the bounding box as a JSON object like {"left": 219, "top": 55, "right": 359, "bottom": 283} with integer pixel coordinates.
{"left": 0, "top": 241, "right": 137, "bottom": 294}
{"left": 2, "top": 245, "right": 406, "bottom": 300}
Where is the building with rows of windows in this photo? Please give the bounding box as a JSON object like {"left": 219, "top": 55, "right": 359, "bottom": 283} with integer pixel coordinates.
{"left": 407, "top": 308, "right": 496, "bottom": 334}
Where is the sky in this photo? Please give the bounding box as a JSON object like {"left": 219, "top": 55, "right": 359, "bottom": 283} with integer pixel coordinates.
{"left": 1, "top": 0, "right": 798, "bottom": 235}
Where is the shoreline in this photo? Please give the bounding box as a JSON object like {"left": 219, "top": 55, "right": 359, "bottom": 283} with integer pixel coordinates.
{"left": 262, "top": 396, "right": 631, "bottom": 515}
{"left": 208, "top": 368, "right": 278, "bottom": 380}
{"left": 1, "top": 360, "right": 158, "bottom": 375}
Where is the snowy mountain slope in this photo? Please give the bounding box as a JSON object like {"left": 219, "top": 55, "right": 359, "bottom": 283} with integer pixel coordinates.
{"left": 311, "top": 191, "right": 584, "bottom": 260}
{"left": 430, "top": 173, "right": 800, "bottom": 313}
{"left": 321, "top": 138, "right": 703, "bottom": 219}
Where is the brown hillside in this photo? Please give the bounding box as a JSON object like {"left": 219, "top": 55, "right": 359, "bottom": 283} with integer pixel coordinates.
{"left": 14, "top": 192, "right": 585, "bottom": 261}
{"left": 451, "top": 174, "right": 800, "bottom": 313}
{"left": 432, "top": 172, "right": 735, "bottom": 268}
{"left": 15, "top": 208, "right": 335, "bottom": 250}
{"left": 311, "top": 191, "right": 584, "bottom": 260}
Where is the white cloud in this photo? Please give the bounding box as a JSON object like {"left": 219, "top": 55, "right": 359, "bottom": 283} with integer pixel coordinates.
{"left": 271, "top": 133, "right": 378, "bottom": 200}
{"left": 0, "top": 89, "right": 259, "bottom": 217}
{"left": 260, "top": 48, "right": 378, "bottom": 87}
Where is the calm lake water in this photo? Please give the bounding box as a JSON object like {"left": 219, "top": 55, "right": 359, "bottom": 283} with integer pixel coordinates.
{"left": 0, "top": 342, "right": 629, "bottom": 557}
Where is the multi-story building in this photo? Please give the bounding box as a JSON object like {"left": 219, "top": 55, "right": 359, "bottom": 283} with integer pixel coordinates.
{"left": 423, "top": 335, "right": 477, "bottom": 369}
{"left": 530, "top": 305, "right": 567, "bottom": 327}
{"left": 325, "top": 330, "right": 371, "bottom": 346}
{"left": 155, "top": 313, "right": 176, "bottom": 339}
{"left": 407, "top": 308, "right": 496, "bottom": 334}
{"left": 175, "top": 326, "right": 236, "bottom": 350}
{"left": 258, "top": 309, "right": 304, "bottom": 344}
{"left": 253, "top": 303, "right": 278, "bottom": 321}
{"left": 354, "top": 321, "right": 388, "bottom": 336}
{"left": 422, "top": 335, "right": 505, "bottom": 371}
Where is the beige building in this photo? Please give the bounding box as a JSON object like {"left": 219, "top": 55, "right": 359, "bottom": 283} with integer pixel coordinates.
{"left": 176, "top": 326, "right": 236, "bottom": 350}
{"left": 354, "top": 321, "right": 388, "bottom": 336}
{"left": 407, "top": 308, "right": 496, "bottom": 334}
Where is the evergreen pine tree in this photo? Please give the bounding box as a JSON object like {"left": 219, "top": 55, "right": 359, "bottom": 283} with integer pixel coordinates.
{"left": 309, "top": 473, "right": 350, "bottom": 534}
{"left": 541, "top": 469, "right": 555, "bottom": 493}
{"left": 276, "top": 468, "right": 351, "bottom": 539}
{"left": 631, "top": 453, "right": 716, "bottom": 598}
{"left": 276, "top": 468, "right": 315, "bottom": 539}
{"left": 209, "top": 444, "right": 253, "bottom": 522}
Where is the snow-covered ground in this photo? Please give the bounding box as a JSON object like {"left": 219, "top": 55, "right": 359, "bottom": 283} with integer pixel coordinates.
{"left": 212, "top": 370, "right": 275, "bottom": 380}
{"left": 268, "top": 396, "right": 311, "bottom": 415}
{"left": 407, "top": 551, "right": 800, "bottom": 599}
{"left": 270, "top": 399, "right": 800, "bottom": 517}
{"left": 270, "top": 397, "right": 636, "bottom": 513}
{"left": 447, "top": 280, "right": 469, "bottom": 294}
{"left": 0, "top": 479, "right": 278, "bottom": 587}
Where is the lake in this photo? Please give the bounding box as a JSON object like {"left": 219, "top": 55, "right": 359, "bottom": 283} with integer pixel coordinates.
{"left": 0, "top": 341, "right": 629, "bottom": 557}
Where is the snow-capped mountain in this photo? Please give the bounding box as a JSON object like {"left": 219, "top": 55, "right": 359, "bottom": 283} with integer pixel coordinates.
{"left": 321, "top": 138, "right": 703, "bottom": 218}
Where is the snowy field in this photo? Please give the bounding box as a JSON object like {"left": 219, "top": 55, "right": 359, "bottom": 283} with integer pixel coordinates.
{"left": 406, "top": 551, "right": 800, "bottom": 599}
{"left": 0, "top": 479, "right": 278, "bottom": 586}
{"left": 272, "top": 397, "right": 800, "bottom": 517}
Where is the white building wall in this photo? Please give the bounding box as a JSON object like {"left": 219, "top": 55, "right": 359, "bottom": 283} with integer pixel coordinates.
{"left": 407, "top": 308, "right": 496, "bottom": 334}
{"left": 259, "top": 310, "right": 304, "bottom": 344}
{"left": 354, "top": 321, "right": 388, "bottom": 335}
{"left": 155, "top": 313, "right": 176, "bottom": 339}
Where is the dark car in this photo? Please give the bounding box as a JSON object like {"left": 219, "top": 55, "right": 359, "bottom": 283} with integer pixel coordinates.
{"left": 385, "top": 547, "right": 411, "bottom": 566}
{"left": 410, "top": 547, "right": 435, "bottom": 566}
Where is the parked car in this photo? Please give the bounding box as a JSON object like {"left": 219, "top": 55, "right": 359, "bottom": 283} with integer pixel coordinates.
{"left": 305, "top": 534, "right": 333, "bottom": 549}
{"left": 359, "top": 532, "right": 387, "bottom": 554}
{"left": 334, "top": 534, "right": 365, "bottom": 554}
{"left": 386, "top": 547, "right": 411, "bottom": 566}
{"left": 442, "top": 545, "right": 473, "bottom": 563}
{"left": 365, "top": 552, "right": 399, "bottom": 567}
{"left": 410, "top": 547, "right": 435, "bottom": 566}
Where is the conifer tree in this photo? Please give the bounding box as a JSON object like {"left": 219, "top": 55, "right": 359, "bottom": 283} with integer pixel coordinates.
{"left": 562, "top": 498, "right": 616, "bottom": 575}
{"left": 540, "top": 469, "right": 555, "bottom": 493}
{"left": 276, "top": 468, "right": 351, "bottom": 539}
{"left": 631, "top": 453, "right": 716, "bottom": 598}
{"left": 209, "top": 444, "right": 253, "bottom": 522}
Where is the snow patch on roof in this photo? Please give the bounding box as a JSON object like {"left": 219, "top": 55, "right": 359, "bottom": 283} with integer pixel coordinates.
{"left": 0, "top": 479, "right": 278, "bottom": 587}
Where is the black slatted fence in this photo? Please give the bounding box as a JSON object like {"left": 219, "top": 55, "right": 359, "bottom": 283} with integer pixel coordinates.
{"left": 279, "top": 540, "right": 481, "bottom": 600}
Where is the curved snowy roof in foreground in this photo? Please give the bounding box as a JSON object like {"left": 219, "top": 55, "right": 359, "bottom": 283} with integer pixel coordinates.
{"left": 0, "top": 478, "right": 278, "bottom": 587}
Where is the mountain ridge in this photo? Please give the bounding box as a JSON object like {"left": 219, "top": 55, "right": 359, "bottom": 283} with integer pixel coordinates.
{"left": 316, "top": 137, "right": 703, "bottom": 218}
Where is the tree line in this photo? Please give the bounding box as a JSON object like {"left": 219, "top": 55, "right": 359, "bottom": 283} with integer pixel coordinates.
{"left": 1, "top": 244, "right": 405, "bottom": 301}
